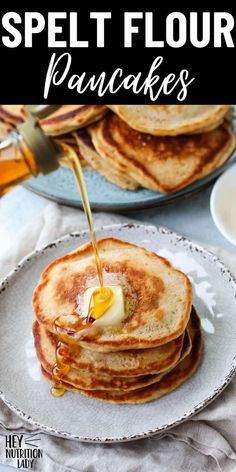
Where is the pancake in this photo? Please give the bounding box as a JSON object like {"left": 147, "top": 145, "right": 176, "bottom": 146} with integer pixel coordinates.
{"left": 0, "top": 120, "right": 13, "bottom": 135}
{"left": 33, "top": 238, "right": 192, "bottom": 351}
{"left": 0, "top": 105, "right": 26, "bottom": 125}
{"left": 0, "top": 105, "right": 107, "bottom": 135}
{"left": 89, "top": 114, "right": 235, "bottom": 193}
{"left": 36, "top": 318, "right": 191, "bottom": 392}
{"left": 108, "top": 105, "right": 231, "bottom": 136}
{"left": 57, "top": 133, "right": 89, "bottom": 169}
{"left": 33, "top": 321, "right": 185, "bottom": 378}
{"left": 41, "top": 309, "right": 202, "bottom": 403}
{"left": 35, "top": 326, "right": 191, "bottom": 392}
{"left": 74, "top": 130, "right": 139, "bottom": 190}
{"left": 40, "top": 105, "right": 107, "bottom": 135}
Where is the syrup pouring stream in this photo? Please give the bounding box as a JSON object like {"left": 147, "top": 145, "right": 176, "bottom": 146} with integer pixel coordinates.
{"left": 52, "top": 142, "right": 114, "bottom": 396}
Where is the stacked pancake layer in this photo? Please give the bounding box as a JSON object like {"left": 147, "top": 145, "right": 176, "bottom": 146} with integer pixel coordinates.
{"left": 0, "top": 104, "right": 234, "bottom": 193}
{"left": 33, "top": 238, "right": 203, "bottom": 403}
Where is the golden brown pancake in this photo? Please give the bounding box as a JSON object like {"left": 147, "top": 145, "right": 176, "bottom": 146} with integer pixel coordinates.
{"left": 41, "top": 309, "right": 202, "bottom": 403}
{"left": 89, "top": 114, "right": 235, "bottom": 193}
{"left": 74, "top": 129, "right": 139, "bottom": 190}
{"left": 33, "top": 238, "right": 192, "bottom": 351}
{"left": 56, "top": 133, "right": 89, "bottom": 168}
{"left": 33, "top": 320, "right": 185, "bottom": 378}
{"left": 0, "top": 105, "right": 26, "bottom": 125}
{"left": 108, "top": 105, "right": 231, "bottom": 135}
{"left": 0, "top": 119, "right": 14, "bottom": 136}
{"left": 0, "top": 105, "right": 107, "bottom": 135}
{"left": 40, "top": 105, "right": 107, "bottom": 135}
{"left": 35, "top": 318, "right": 191, "bottom": 392}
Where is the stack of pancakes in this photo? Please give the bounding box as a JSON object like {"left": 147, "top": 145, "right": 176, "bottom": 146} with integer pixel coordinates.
{"left": 0, "top": 104, "right": 235, "bottom": 193}
{"left": 32, "top": 238, "right": 203, "bottom": 404}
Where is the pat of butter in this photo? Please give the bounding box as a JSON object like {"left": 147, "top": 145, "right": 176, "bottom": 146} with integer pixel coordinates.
{"left": 83, "top": 285, "right": 125, "bottom": 327}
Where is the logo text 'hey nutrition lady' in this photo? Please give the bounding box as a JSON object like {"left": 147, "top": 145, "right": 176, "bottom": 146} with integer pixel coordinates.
{"left": 5, "top": 434, "right": 43, "bottom": 469}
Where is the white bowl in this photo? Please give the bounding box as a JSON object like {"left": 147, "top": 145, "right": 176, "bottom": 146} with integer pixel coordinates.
{"left": 210, "top": 163, "right": 236, "bottom": 246}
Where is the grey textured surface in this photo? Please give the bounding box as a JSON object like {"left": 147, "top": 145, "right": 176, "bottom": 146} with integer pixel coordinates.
{"left": 0, "top": 224, "right": 236, "bottom": 442}
{"left": 0, "top": 185, "right": 235, "bottom": 254}
{"left": 0, "top": 184, "right": 235, "bottom": 469}
{"left": 0, "top": 467, "right": 17, "bottom": 471}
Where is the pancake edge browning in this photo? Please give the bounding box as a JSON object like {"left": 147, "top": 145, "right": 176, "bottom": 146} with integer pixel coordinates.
{"left": 34, "top": 321, "right": 185, "bottom": 377}
{"left": 78, "top": 309, "right": 202, "bottom": 402}
{"left": 108, "top": 105, "right": 231, "bottom": 136}
{"left": 33, "top": 238, "right": 192, "bottom": 350}
{"left": 40, "top": 309, "right": 202, "bottom": 403}
{"left": 35, "top": 321, "right": 192, "bottom": 392}
{"left": 89, "top": 115, "right": 236, "bottom": 194}
{"left": 40, "top": 105, "right": 108, "bottom": 136}
{"left": 0, "top": 105, "right": 108, "bottom": 135}
{"left": 74, "top": 129, "right": 139, "bottom": 190}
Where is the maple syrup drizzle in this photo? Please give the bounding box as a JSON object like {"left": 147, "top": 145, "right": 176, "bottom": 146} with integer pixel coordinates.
{"left": 51, "top": 316, "right": 92, "bottom": 397}
{"left": 0, "top": 127, "right": 115, "bottom": 396}
{"left": 64, "top": 142, "right": 104, "bottom": 287}
{"left": 51, "top": 143, "right": 114, "bottom": 397}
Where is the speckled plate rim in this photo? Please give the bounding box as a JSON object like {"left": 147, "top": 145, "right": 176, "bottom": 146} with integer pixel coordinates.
{"left": 0, "top": 223, "right": 236, "bottom": 443}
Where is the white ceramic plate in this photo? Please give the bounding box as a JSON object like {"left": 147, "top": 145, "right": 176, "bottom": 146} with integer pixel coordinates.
{"left": 0, "top": 223, "right": 236, "bottom": 443}
{"left": 211, "top": 163, "right": 236, "bottom": 246}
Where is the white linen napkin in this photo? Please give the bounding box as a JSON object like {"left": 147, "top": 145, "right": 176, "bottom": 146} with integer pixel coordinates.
{"left": 0, "top": 202, "right": 236, "bottom": 472}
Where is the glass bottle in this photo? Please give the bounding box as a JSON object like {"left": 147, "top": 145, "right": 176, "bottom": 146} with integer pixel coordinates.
{"left": 0, "top": 106, "right": 62, "bottom": 197}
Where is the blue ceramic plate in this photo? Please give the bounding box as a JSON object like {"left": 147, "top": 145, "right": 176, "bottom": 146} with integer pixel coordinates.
{"left": 25, "top": 108, "right": 236, "bottom": 211}
{"left": 24, "top": 152, "right": 236, "bottom": 212}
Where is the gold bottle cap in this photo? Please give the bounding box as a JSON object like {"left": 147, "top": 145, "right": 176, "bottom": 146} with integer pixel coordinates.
{"left": 17, "top": 116, "right": 62, "bottom": 175}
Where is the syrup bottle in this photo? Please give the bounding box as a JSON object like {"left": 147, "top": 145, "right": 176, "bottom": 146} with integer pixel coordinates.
{"left": 0, "top": 105, "right": 63, "bottom": 196}
{"left": 0, "top": 105, "right": 116, "bottom": 396}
